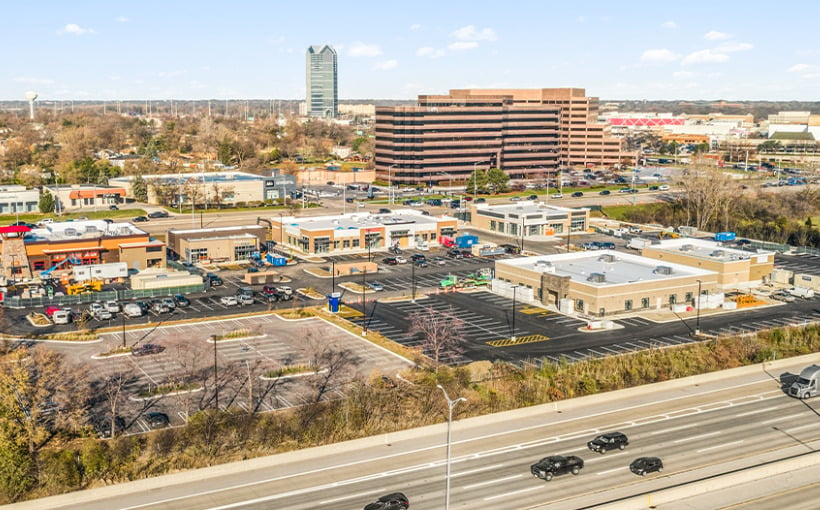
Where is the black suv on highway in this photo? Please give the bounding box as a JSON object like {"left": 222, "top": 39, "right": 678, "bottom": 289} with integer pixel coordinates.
{"left": 587, "top": 432, "right": 629, "bottom": 453}
{"left": 363, "top": 492, "right": 409, "bottom": 510}
{"left": 629, "top": 456, "right": 663, "bottom": 476}
{"left": 530, "top": 455, "right": 584, "bottom": 481}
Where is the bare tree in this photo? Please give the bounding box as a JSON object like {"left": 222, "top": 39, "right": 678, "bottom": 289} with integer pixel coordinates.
{"left": 408, "top": 306, "right": 466, "bottom": 369}
{"left": 677, "top": 163, "right": 741, "bottom": 231}
{"left": 300, "top": 328, "right": 359, "bottom": 405}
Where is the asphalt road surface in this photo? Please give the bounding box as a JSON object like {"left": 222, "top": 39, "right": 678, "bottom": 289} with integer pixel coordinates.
{"left": 13, "top": 356, "right": 820, "bottom": 510}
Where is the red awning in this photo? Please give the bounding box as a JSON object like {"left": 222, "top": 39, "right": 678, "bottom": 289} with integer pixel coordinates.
{"left": 0, "top": 225, "right": 31, "bottom": 233}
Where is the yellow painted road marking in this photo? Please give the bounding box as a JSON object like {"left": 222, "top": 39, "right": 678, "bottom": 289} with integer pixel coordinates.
{"left": 520, "top": 307, "right": 546, "bottom": 315}
{"left": 487, "top": 334, "right": 549, "bottom": 347}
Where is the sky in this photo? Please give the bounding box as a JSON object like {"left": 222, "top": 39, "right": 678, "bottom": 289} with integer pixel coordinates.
{"left": 3, "top": 0, "right": 820, "bottom": 102}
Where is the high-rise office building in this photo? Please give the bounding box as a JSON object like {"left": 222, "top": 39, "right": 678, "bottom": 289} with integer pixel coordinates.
{"left": 306, "top": 45, "right": 338, "bottom": 118}
{"left": 375, "top": 88, "right": 634, "bottom": 185}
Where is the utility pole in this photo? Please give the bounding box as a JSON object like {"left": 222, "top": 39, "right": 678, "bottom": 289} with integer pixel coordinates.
{"left": 362, "top": 268, "right": 368, "bottom": 335}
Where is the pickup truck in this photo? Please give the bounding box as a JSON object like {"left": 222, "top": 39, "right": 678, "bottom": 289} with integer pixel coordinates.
{"left": 530, "top": 455, "right": 584, "bottom": 481}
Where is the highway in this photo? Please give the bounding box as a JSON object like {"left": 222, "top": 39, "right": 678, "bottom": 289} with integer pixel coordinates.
{"left": 14, "top": 356, "right": 820, "bottom": 510}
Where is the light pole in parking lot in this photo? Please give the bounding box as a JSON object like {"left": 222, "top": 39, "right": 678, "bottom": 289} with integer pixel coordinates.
{"left": 331, "top": 259, "right": 336, "bottom": 295}
{"left": 437, "top": 384, "right": 466, "bottom": 510}
{"left": 695, "top": 279, "right": 702, "bottom": 335}
{"left": 362, "top": 268, "right": 368, "bottom": 335}
{"left": 411, "top": 260, "right": 416, "bottom": 302}
{"left": 511, "top": 285, "right": 519, "bottom": 342}
{"left": 212, "top": 334, "right": 219, "bottom": 410}
{"left": 388, "top": 164, "right": 396, "bottom": 205}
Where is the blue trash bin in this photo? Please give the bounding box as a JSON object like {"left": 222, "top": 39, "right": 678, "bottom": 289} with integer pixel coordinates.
{"left": 327, "top": 292, "right": 342, "bottom": 313}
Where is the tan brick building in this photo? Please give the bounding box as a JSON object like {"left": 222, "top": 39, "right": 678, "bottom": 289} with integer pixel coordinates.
{"left": 167, "top": 225, "right": 267, "bottom": 263}
{"left": 495, "top": 250, "right": 718, "bottom": 316}
{"left": 639, "top": 238, "right": 775, "bottom": 290}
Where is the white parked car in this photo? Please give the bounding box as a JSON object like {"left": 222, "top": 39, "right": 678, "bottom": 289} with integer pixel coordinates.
{"left": 551, "top": 193, "right": 563, "bottom": 199}
{"left": 394, "top": 256, "right": 408, "bottom": 264}
{"left": 104, "top": 300, "right": 120, "bottom": 313}
{"left": 220, "top": 296, "right": 239, "bottom": 306}
{"left": 658, "top": 185, "right": 670, "bottom": 191}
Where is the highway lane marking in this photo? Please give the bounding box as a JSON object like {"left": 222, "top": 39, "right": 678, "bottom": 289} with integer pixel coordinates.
{"left": 319, "top": 489, "right": 383, "bottom": 504}
{"left": 452, "top": 464, "right": 505, "bottom": 477}
{"left": 697, "top": 440, "right": 744, "bottom": 453}
{"left": 674, "top": 431, "right": 721, "bottom": 443}
{"left": 735, "top": 405, "right": 789, "bottom": 417}
{"left": 785, "top": 423, "right": 818, "bottom": 433}
{"left": 761, "top": 412, "right": 806, "bottom": 424}
{"left": 650, "top": 422, "right": 702, "bottom": 434}
{"left": 483, "top": 485, "right": 542, "bottom": 501}
{"left": 462, "top": 474, "right": 523, "bottom": 489}
{"left": 596, "top": 467, "right": 625, "bottom": 475}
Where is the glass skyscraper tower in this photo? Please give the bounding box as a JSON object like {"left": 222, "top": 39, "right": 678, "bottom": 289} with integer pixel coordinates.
{"left": 306, "top": 45, "right": 338, "bottom": 118}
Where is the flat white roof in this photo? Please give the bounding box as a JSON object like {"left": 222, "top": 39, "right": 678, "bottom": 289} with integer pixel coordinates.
{"left": 277, "top": 209, "right": 453, "bottom": 232}
{"left": 26, "top": 220, "right": 147, "bottom": 241}
{"left": 475, "top": 201, "right": 580, "bottom": 215}
{"left": 169, "top": 225, "right": 263, "bottom": 235}
{"left": 648, "top": 238, "right": 774, "bottom": 262}
{"left": 497, "top": 250, "right": 716, "bottom": 287}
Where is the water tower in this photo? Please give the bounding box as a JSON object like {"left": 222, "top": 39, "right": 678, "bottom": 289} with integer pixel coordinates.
{"left": 25, "top": 91, "right": 38, "bottom": 120}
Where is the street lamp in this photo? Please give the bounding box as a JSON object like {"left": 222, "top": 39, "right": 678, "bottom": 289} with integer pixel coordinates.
{"left": 472, "top": 162, "right": 479, "bottom": 200}
{"left": 436, "top": 385, "right": 466, "bottom": 510}
{"left": 695, "top": 279, "right": 702, "bottom": 335}
{"left": 388, "top": 164, "right": 396, "bottom": 205}
{"left": 511, "top": 285, "right": 519, "bottom": 342}
{"left": 411, "top": 259, "right": 416, "bottom": 302}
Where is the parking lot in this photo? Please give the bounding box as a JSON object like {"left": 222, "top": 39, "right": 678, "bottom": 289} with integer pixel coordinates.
{"left": 344, "top": 285, "right": 820, "bottom": 369}
{"left": 39, "top": 313, "right": 413, "bottom": 437}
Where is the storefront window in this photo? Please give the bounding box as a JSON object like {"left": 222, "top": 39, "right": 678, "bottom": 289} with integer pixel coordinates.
{"left": 641, "top": 297, "right": 650, "bottom": 308}
{"left": 625, "top": 299, "right": 633, "bottom": 311}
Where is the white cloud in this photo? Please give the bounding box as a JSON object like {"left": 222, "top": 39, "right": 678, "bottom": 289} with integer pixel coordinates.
{"left": 347, "top": 42, "right": 382, "bottom": 57}
{"left": 450, "top": 25, "right": 497, "bottom": 42}
{"left": 448, "top": 41, "right": 478, "bottom": 51}
{"left": 704, "top": 30, "right": 731, "bottom": 40}
{"left": 716, "top": 41, "right": 752, "bottom": 53}
{"left": 409, "top": 23, "right": 421, "bottom": 31}
{"left": 416, "top": 46, "right": 445, "bottom": 58}
{"left": 640, "top": 48, "right": 680, "bottom": 63}
{"left": 788, "top": 63, "right": 812, "bottom": 72}
{"left": 372, "top": 59, "right": 398, "bottom": 71}
{"left": 673, "top": 71, "right": 696, "bottom": 79}
{"left": 158, "top": 70, "right": 187, "bottom": 78}
{"left": 116, "top": 16, "right": 128, "bottom": 22}
{"left": 682, "top": 49, "right": 729, "bottom": 65}
{"left": 576, "top": 16, "right": 587, "bottom": 23}
{"left": 57, "top": 23, "right": 95, "bottom": 35}
{"left": 14, "top": 76, "right": 54, "bottom": 84}
{"left": 661, "top": 21, "right": 677, "bottom": 29}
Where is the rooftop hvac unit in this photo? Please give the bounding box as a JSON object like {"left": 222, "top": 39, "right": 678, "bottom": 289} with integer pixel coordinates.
{"left": 654, "top": 265, "right": 674, "bottom": 275}
{"left": 680, "top": 244, "right": 693, "bottom": 252}
{"left": 85, "top": 225, "right": 98, "bottom": 233}
{"left": 587, "top": 272, "right": 606, "bottom": 283}
{"left": 64, "top": 228, "right": 77, "bottom": 236}
{"left": 534, "top": 260, "right": 554, "bottom": 273}
{"left": 598, "top": 254, "right": 616, "bottom": 263}
{"left": 710, "top": 250, "right": 725, "bottom": 257}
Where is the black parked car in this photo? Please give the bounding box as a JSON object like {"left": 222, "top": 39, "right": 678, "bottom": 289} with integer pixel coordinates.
{"left": 382, "top": 256, "right": 399, "bottom": 265}
{"left": 145, "top": 412, "right": 170, "bottom": 429}
{"left": 363, "top": 492, "right": 409, "bottom": 510}
{"left": 530, "top": 455, "right": 584, "bottom": 481}
{"left": 630, "top": 457, "right": 663, "bottom": 476}
{"left": 410, "top": 254, "right": 426, "bottom": 262}
{"left": 587, "top": 432, "right": 629, "bottom": 453}
{"left": 109, "top": 204, "right": 119, "bottom": 210}
{"left": 571, "top": 191, "right": 584, "bottom": 197}
{"left": 447, "top": 248, "right": 464, "bottom": 259}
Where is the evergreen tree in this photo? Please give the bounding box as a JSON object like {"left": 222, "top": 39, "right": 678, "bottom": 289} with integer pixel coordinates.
{"left": 132, "top": 174, "right": 148, "bottom": 202}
